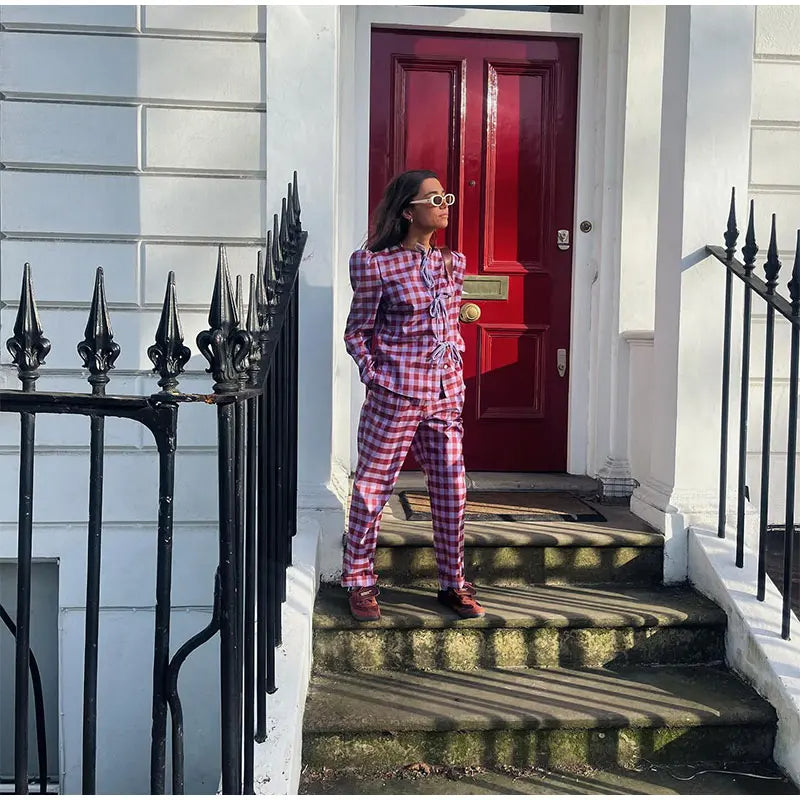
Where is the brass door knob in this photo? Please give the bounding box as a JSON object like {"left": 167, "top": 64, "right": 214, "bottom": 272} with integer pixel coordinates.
{"left": 459, "top": 302, "right": 481, "bottom": 323}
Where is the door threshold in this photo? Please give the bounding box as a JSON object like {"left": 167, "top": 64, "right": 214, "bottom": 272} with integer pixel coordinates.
{"left": 395, "top": 472, "right": 599, "bottom": 494}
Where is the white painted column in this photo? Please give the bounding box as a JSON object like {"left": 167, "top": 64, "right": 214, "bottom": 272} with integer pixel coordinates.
{"left": 590, "top": 6, "right": 631, "bottom": 495}
{"left": 593, "top": 6, "right": 665, "bottom": 498}
{"left": 265, "top": 5, "right": 347, "bottom": 581}
{"left": 631, "top": 5, "right": 755, "bottom": 582}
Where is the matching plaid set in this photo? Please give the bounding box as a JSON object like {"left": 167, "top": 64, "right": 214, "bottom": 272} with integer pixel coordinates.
{"left": 343, "top": 245, "right": 468, "bottom": 589}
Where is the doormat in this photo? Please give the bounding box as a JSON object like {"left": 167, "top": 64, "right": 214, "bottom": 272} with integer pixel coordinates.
{"left": 398, "top": 490, "right": 606, "bottom": 523}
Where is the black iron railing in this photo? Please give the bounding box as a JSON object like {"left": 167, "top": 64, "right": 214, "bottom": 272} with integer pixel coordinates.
{"left": 0, "top": 174, "right": 306, "bottom": 794}
{"left": 709, "top": 188, "right": 800, "bottom": 640}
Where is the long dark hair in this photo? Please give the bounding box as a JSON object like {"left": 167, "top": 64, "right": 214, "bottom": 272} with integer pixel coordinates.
{"left": 366, "top": 169, "right": 438, "bottom": 252}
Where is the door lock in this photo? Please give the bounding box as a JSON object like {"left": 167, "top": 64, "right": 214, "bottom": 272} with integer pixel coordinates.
{"left": 557, "top": 348, "right": 567, "bottom": 378}
{"left": 557, "top": 230, "right": 570, "bottom": 251}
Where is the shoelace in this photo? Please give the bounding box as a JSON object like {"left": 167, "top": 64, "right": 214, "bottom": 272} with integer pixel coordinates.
{"left": 351, "top": 586, "right": 379, "bottom": 603}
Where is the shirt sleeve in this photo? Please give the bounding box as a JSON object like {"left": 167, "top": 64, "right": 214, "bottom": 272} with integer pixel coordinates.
{"left": 451, "top": 250, "right": 467, "bottom": 289}
{"left": 344, "top": 249, "right": 382, "bottom": 386}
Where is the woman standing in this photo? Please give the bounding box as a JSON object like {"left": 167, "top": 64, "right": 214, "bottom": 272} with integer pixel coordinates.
{"left": 342, "top": 169, "right": 485, "bottom": 622}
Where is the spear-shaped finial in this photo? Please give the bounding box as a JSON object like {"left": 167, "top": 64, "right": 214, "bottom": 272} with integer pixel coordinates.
{"left": 789, "top": 230, "right": 800, "bottom": 316}
{"left": 287, "top": 181, "right": 298, "bottom": 241}
{"left": 742, "top": 199, "right": 758, "bottom": 274}
{"left": 246, "top": 273, "right": 264, "bottom": 385}
{"left": 6, "top": 263, "right": 51, "bottom": 391}
{"left": 292, "top": 171, "right": 301, "bottom": 230}
{"left": 196, "top": 245, "right": 252, "bottom": 392}
{"left": 272, "top": 214, "right": 284, "bottom": 288}
{"left": 234, "top": 274, "right": 248, "bottom": 387}
{"left": 279, "top": 197, "right": 291, "bottom": 259}
{"left": 235, "top": 274, "right": 245, "bottom": 326}
{"left": 265, "top": 231, "right": 278, "bottom": 307}
{"left": 77, "top": 267, "right": 120, "bottom": 394}
{"left": 764, "top": 213, "right": 781, "bottom": 293}
{"left": 210, "top": 245, "right": 238, "bottom": 331}
{"left": 724, "top": 187, "right": 738, "bottom": 261}
{"left": 147, "top": 271, "right": 191, "bottom": 393}
{"left": 255, "top": 249, "right": 270, "bottom": 331}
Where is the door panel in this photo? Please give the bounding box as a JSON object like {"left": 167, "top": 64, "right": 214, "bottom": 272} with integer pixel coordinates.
{"left": 370, "top": 29, "right": 579, "bottom": 471}
{"left": 478, "top": 324, "right": 546, "bottom": 420}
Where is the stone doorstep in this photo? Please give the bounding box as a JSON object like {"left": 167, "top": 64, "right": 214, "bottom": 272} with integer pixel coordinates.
{"left": 302, "top": 666, "right": 777, "bottom": 769}
{"left": 393, "top": 472, "right": 601, "bottom": 494}
{"left": 312, "top": 585, "right": 727, "bottom": 672}
{"left": 304, "top": 665, "right": 776, "bottom": 735}
{"left": 377, "top": 496, "right": 655, "bottom": 543}
{"left": 299, "top": 761, "right": 799, "bottom": 795}
{"left": 313, "top": 584, "right": 724, "bottom": 631}
{"left": 373, "top": 545, "right": 664, "bottom": 588}
{"left": 303, "top": 724, "right": 777, "bottom": 773}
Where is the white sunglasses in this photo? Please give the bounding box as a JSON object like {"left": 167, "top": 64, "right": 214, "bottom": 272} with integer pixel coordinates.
{"left": 409, "top": 193, "right": 456, "bottom": 208}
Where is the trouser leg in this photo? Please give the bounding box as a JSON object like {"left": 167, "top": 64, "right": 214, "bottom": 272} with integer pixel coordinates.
{"left": 410, "top": 389, "right": 466, "bottom": 589}
{"left": 342, "top": 386, "right": 420, "bottom": 587}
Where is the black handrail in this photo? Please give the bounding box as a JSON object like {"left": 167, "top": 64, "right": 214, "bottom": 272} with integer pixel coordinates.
{"left": 709, "top": 187, "right": 800, "bottom": 640}
{"left": 1, "top": 173, "right": 306, "bottom": 793}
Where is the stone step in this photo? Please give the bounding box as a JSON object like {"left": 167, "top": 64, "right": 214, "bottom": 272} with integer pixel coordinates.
{"left": 302, "top": 665, "right": 776, "bottom": 771}
{"left": 395, "top": 471, "right": 602, "bottom": 494}
{"left": 300, "top": 761, "right": 799, "bottom": 795}
{"left": 312, "top": 584, "right": 726, "bottom": 672}
{"left": 372, "top": 519, "right": 664, "bottom": 586}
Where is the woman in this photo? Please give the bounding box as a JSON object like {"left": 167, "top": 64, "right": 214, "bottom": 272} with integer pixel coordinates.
{"left": 342, "top": 169, "right": 485, "bottom": 622}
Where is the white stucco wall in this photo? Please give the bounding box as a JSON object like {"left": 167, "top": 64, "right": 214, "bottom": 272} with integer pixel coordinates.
{"left": 746, "top": 5, "right": 800, "bottom": 523}
{"left": 0, "top": 5, "right": 266, "bottom": 793}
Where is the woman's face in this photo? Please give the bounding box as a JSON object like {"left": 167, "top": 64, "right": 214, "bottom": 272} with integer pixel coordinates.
{"left": 406, "top": 177, "right": 451, "bottom": 232}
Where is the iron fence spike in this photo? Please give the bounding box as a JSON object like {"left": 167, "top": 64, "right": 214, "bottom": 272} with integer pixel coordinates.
{"left": 765, "top": 213, "right": 782, "bottom": 292}
{"left": 724, "top": 187, "right": 738, "bottom": 260}
{"left": 272, "top": 214, "right": 284, "bottom": 285}
{"left": 77, "top": 267, "right": 120, "bottom": 393}
{"left": 6, "top": 262, "right": 51, "bottom": 391}
{"left": 148, "top": 270, "right": 191, "bottom": 392}
{"left": 197, "top": 247, "right": 252, "bottom": 392}
{"left": 742, "top": 198, "right": 758, "bottom": 273}
{"left": 292, "top": 170, "right": 301, "bottom": 226}
{"left": 255, "top": 249, "right": 269, "bottom": 329}
{"left": 790, "top": 229, "right": 800, "bottom": 315}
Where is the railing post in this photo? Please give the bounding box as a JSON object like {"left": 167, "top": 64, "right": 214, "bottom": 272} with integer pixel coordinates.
{"left": 76, "top": 267, "right": 121, "bottom": 795}
{"left": 6, "top": 263, "right": 51, "bottom": 795}
{"left": 146, "top": 271, "right": 189, "bottom": 793}
{"left": 757, "top": 216, "right": 781, "bottom": 600}
{"left": 196, "top": 245, "right": 252, "bottom": 794}
{"left": 783, "top": 231, "right": 800, "bottom": 640}
{"left": 718, "top": 189, "right": 738, "bottom": 539}
{"left": 735, "top": 200, "right": 758, "bottom": 568}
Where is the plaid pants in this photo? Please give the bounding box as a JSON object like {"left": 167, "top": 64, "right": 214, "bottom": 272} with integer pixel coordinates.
{"left": 342, "top": 383, "right": 467, "bottom": 589}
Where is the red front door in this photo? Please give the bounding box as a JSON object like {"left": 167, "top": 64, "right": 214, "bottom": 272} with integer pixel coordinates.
{"left": 369, "top": 29, "right": 579, "bottom": 471}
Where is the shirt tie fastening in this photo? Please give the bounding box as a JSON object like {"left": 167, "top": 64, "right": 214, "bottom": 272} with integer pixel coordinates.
{"left": 419, "top": 247, "right": 463, "bottom": 368}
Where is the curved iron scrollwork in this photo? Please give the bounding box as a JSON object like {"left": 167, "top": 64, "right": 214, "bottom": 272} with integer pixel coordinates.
{"left": 164, "top": 571, "right": 222, "bottom": 795}
{"left": 0, "top": 603, "right": 48, "bottom": 794}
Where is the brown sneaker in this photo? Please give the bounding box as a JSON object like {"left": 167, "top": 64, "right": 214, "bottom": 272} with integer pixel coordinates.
{"left": 437, "top": 582, "right": 485, "bottom": 619}
{"left": 348, "top": 586, "right": 381, "bottom": 622}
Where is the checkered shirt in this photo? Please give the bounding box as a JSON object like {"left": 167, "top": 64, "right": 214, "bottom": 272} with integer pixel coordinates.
{"left": 344, "top": 245, "right": 466, "bottom": 400}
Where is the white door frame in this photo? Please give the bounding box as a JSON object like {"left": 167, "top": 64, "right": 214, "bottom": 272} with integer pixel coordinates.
{"left": 339, "top": 4, "right": 623, "bottom": 477}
